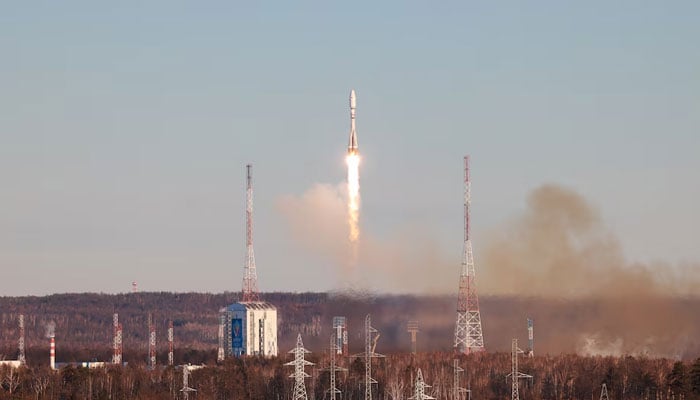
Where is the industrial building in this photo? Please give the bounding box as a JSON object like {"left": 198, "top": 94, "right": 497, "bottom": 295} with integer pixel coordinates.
{"left": 221, "top": 302, "right": 277, "bottom": 357}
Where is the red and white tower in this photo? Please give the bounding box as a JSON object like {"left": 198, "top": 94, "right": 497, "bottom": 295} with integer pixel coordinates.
{"left": 50, "top": 334, "right": 56, "bottom": 370}
{"left": 113, "top": 313, "right": 123, "bottom": 364}
{"left": 148, "top": 313, "right": 156, "bottom": 369}
{"left": 454, "top": 155, "right": 485, "bottom": 353}
{"left": 168, "top": 320, "right": 174, "bottom": 366}
{"left": 241, "top": 164, "right": 260, "bottom": 302}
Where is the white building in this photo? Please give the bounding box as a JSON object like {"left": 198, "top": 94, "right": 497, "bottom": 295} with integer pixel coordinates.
{"left": 221, "top": 302, "right": 277, "bottom": 357}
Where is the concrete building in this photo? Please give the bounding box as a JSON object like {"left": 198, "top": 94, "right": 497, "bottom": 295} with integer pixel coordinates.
{"left": 221, "top": 302, "right": 277, "bottom": 357}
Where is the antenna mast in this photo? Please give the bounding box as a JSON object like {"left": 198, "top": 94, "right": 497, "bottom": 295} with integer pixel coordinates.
{"left": 113, "top": 313, "right": 123, "bottom": 365}
{"left": 454, "top": 155, "right": 485, "bottom": 353}
{"left": 242, "top": 164, "right": 260, "bottom": 302}
{"left": 18, "top": 314, "right": 26, "bottom": 366}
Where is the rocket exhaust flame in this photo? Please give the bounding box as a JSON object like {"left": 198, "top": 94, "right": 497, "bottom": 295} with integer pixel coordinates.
{"left": 347, "top": 89, "right": 360, "bottom": 244}
{"left": 347, "top": 153, "right": 360, "bottom": 243}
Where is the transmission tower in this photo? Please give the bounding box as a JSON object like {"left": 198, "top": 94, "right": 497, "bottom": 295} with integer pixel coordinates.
{"left": 168, "top": 320, "right": 174, "bottom": 366}
{"left": 407, "top": 320, "right": 419, "bottom": 355}
{"left": 18, "top": 314, "right": 26, "bottom": 365}
{"left": 453, "top": 359, "right": 470, "bottom": 400}
{"left": 148, "top": 313, "right": 156, "bottom": 369}
{"left": 600, "top": 383, "right": 610, "bottom": 400}
{"left": 285, "top": 334, "right": 314, "bottom": 400}
{"left": 353, "top": 314, "right": 384, "bottom": 400}
{"left": 323, "top": 334, "right": 347, "bottom": 400}
{"left": 507, "top": 338, "right": 532, "bottom": 400}
{"left": 180, "top": 365, "right": 197, "bottom": 400}
{"left": 409, "top": 369, "right": 436, "bottom": 400}
{"left": 241, "top": 164, "right": 260, "bottom": 302}
{"left": 454, "top": 155, "right": 485, "bottom": 354}
{"left": 112, "top": 313, "right": 123, "bottom": 365}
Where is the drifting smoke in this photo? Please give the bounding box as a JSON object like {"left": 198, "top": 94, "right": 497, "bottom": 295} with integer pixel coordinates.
{"left": 45, "top": 321, "right": 56, "bottom": 338}
{"left": 277, "top": 182, "right": 454, "bottom": 291}
{"left": 279, "top": 182, "right": 700, "bottom": 357}
{"left": 346, "top": 154, "right": 361, "bottom": 245}
{"left": 479, "top": 184, "right": 700, "bottom": 298}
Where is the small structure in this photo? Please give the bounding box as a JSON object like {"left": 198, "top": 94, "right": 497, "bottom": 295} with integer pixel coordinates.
{"left": 221, "top": 302, "right": 278, "bottom": 357}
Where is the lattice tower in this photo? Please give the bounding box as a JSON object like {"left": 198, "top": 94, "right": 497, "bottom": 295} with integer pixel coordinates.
{"left": 148, "top": 314, "right": 156, "bottom": 369}
{"left": 285, "top": 334, "right": 313, "bottom": 400}
{"left": 18, "top": 314, "right": 26, "bottom": 365}
{"left": 180, "top": 365, "right": 197, "bottom": 400}
{"left": 508, "top": 338, "right": 532, "bottom": 400}
{"left": 527, "top": 318, "right": 534, "bottom": 358}
{"left": 168, "top": 320, "right": 174, "bottom": 366}
{"left": 112, "top": 313, "right": 123, "bottom": 364}
{"left": 600, "top": 383, "right": 610, "bottom": 400}
{"left": 217, "top": 311, "right": 225, "bottom": 362}
{"left": 409, "top": 369, "right": 436, "bottom": 400}
{"left": 453, "top": 359, "right": 470, "bottom": 400}
{"left": 323, "top": 333, "right": 347, "bottom": 400}
{"left": 407, "top": 320, "right": 419, "bottom": 355}
{"left": 454, "top": 155, "right": 485, "bottom": 354}
{"left": 241, "top": 164, "right": 260, "bottom": 302}
{"left": 353, "top": 314, "right": 384, "bottom": 400}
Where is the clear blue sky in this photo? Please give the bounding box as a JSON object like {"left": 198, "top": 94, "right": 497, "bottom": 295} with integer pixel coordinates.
{"left": 1, "top": 1, "right": 698, "bottom": 295}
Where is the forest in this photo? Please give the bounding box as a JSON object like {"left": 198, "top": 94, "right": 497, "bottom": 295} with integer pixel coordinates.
{"left": 2, "top": 292, "right": 700, "bottom": 399}
{"left": 2, "top": 351, "right": 700, "bottom": 400}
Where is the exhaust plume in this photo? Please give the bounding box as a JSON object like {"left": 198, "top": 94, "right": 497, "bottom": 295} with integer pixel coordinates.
{"left": 346, "top": 154, "right": 361, "bottom": 245}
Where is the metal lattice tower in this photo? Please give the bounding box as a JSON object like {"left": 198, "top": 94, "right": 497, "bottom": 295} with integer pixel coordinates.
{"left": 148, "top": 313, "right": 156, "bottom": 369}
{"left": 18, "top": 314, "right": 26, "bottom": 365}
{"left": 285, "top": 334, "right": 314, "bottom": 400}
{"left": 168, "top": 320, "right": 174, "bottom": 366}
{"left": 409, "top": 369, "right": 436, "bottom": 400}
{"left": 217, "top": 311, "right": 225, "bottom": 362}
{"left": 241, "top": 164, "right": 260, "bottom": 302}
{"left": 453, "top": 359, "right": 470, "bottom": 400}
{"left": 112, "top": 313, "right": 123, "bottom": 364}
{"left": 600, "top": 383, "right": 610, "bottom": 400}
{"left": 354, "top": 314, "right": 384, "bottom": 400}
{"left": 527, "top": 318, "right": 534, "bottom": 358}
{"left": 508, "top": 339, "right": 532, "bottom": 400}
{"left": 407, "top": 320, "right": 419, "bottom": 355}
{"left": 324, "top": 334, "right": 347, "bottom": 400}
{"left": 332, "top": 317, "right": 347, "bottom": 355}
{"left": 454, "top": 155, "right": 485, "bottom": 354}
{"left": 180, "top": 365, "right": 197, "bottom": 400}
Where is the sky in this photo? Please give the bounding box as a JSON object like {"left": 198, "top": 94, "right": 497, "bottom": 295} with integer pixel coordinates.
{"left": 1, "top": 1, "right": 698, "bottom": 296}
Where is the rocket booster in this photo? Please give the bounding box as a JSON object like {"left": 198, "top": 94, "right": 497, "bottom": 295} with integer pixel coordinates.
{"left": 348, "top": 89, "right": 358, "bottom": 155}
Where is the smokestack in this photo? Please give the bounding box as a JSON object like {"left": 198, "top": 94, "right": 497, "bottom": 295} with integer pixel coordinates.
{"left": 50, "top": 335, "right": 56, "bottom": 370}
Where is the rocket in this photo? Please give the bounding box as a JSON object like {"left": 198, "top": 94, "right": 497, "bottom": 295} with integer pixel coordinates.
{"left": 348, "top": 89, "right": 358, "bottom": 155}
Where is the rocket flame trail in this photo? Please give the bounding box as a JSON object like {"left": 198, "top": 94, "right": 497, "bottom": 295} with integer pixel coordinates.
{"left": 346, "top": 153, "right": 360, "bottom": 242}
{"left": 347, "top": 89, "right": 360, "bottom": 244}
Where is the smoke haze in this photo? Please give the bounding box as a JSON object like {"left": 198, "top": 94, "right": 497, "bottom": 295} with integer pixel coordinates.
{"left": 278, "top": 182, "right": 700, "bottom": 357}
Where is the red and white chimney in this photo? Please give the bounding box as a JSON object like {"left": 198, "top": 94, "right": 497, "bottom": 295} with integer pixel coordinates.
{"left": 50, "top": 335, "right": 56, "bottom": 370}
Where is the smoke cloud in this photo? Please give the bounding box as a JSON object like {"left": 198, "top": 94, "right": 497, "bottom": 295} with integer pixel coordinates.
{"left": 45, "top": 321, "right": 56, "bottom": 338}
{"left": 479, "top": 184, "right": 700, "bottom": 298}
{"left": 278, "top": 182, "right": 700, "bottom": 357}
{"left": 277, "top": 182, "right": 455, "bottom": 293}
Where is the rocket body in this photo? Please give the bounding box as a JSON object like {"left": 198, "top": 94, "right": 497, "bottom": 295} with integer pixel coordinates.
{"left": 348, "top": 89, "right": 358, "bottom": 155}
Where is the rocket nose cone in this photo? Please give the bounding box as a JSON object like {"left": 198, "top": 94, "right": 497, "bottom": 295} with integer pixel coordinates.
{"left": 350, "top": 89, "right": 356, "bottom": 108}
